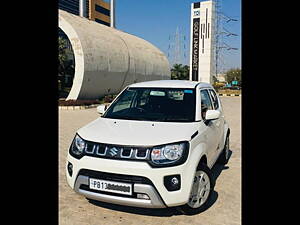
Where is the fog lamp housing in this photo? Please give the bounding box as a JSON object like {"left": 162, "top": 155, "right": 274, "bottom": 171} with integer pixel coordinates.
{"left": 164, "top": 175, "right": 181, "bottom": 191}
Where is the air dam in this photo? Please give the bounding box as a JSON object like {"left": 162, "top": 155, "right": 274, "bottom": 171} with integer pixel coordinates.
{"left": 59, "top": 10, "right": 171, "bottom": 100}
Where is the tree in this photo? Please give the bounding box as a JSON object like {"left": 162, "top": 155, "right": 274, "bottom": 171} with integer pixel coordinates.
{"left": 58, "top": 37, "right": 74, "bottom": 93}
{"left": 225, "top": 68, "right": 242, "bottom": 85}
{"left": 58, "top": 37, "right": 68, "bottom": 92}
{"left": 171, "top": 64, "right": 189, "bottom": 80}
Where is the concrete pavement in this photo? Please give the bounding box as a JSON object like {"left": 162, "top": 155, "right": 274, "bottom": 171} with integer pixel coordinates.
{"left": 59, "top": 97, "right": 241, "bottom": 225}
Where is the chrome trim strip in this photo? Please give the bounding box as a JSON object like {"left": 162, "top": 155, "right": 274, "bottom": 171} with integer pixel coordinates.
{"left": 134, "top": 149, "right": 149, "bottom": 160}
{"left": 96, "top": 145, "right": 107, "bottom": 156}
{"left": 120, "top": 148, "right": 133, "bottom": 158}
{"left": 84, "top": 144, "right": 88, "bottom": 153}
{"left": 74, "top": 175, "right": 166, "bottom": 208}
{"left": 85, "top": 144, "right": 96, "bottom": 154}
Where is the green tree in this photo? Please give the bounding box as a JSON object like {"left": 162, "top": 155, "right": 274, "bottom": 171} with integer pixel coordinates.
{"left": 58, "top": 37, "right": 74, "bottom": 93}
{"left": 225, "top": 68, "right": 242, "bottom": 85}
{"left": 171, "top": 64, "right": 189, "bottom": 80}
{"left": 58, "top": 37, "right": 67, "bottom": 92}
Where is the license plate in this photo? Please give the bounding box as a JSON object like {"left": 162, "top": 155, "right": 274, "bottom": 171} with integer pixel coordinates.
{"left": 89, "top": 178, "right": 132, "bottom": 196}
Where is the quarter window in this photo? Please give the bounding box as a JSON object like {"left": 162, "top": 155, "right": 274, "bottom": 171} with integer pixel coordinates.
{"left": 200, "top": 89, "right": 213, "bottom": 120}
{"left": 112, "top": 89, "right": 136, "bottom": 113}
{"left": 209, "top": 89, "right": 219, "bottom": 110}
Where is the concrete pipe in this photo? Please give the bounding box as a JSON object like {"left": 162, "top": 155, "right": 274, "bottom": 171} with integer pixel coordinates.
{"left": 58, "top": 10, "right": 171, "bottom": 100}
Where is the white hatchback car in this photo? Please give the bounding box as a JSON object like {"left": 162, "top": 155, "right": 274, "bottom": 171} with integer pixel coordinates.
{"left": 66, "top": 80, "right": 230, "bottom": 215}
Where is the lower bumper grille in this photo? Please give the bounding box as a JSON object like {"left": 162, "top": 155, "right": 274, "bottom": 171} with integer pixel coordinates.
{"left": 79, "top": 184, "right": 137, "bottom": 198}
{"left": 78, "top": 169, "right": 153, "bottom": 185}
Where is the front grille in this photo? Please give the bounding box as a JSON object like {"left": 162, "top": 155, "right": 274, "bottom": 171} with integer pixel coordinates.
{"left": 82, "top": 140, "right": 152, "bottom": 161}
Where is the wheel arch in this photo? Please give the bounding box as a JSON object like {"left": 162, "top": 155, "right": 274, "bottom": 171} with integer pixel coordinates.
{"left": 198, "top": 154, "right": 208, "bottom": 167}
{"left": 222, "top": 123, "right": 230, "bottom": 149}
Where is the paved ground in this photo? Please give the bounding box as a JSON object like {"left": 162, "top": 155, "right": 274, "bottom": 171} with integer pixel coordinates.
{"left": 59, "top": 97, "right": 241, "bottom": 225}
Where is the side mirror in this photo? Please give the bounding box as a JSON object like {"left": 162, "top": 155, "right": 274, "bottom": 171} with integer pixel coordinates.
{"left": 205, "top": 110, "right": 220, "bottom": 121}
{"left": 97, "top": 104, "right": 107, "bottom": 115}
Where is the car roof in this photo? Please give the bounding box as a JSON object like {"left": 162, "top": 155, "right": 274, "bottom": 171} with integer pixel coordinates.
{"left": 128, "top": 80, "right": 213, "bottom": 89}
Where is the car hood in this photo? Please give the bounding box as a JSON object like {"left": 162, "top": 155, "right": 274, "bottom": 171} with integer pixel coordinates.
{"left": 77, "top": 117, "right": 199, "bottom": 146}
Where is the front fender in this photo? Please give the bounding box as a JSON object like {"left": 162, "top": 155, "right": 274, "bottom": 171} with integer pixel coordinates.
{"left": 182, "top": 141, "right": 208, "bottom": 202}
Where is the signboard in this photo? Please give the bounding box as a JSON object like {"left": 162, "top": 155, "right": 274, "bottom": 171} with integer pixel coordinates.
{"left": 191, "top": 17, "right": 200, "bottom": 81}
{"left": 189, "top": 1, "right": 215, "bottom": 83}
{"left": 232, "top": 81, "right": 238, "bottom": 85}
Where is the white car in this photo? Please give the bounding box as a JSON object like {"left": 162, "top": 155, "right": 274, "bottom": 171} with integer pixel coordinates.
{"left": 66, "top": 80, "right": 230, "bottom": 215}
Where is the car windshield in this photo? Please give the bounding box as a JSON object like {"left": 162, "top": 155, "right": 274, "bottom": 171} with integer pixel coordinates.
{"left": 103, "top": 87, "right": 196, "bottom": 122}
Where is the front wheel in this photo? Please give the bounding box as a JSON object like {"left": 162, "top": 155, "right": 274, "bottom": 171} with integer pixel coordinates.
{"left": 179, "top": 164, "right": 214, "bottom": 215}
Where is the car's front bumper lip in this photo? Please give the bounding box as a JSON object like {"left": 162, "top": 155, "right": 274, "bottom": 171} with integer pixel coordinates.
{"left": 74, "top": 175, "right": 166, "bottom": 208}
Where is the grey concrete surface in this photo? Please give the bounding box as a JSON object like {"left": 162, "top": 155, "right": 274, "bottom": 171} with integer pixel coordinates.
{"left": 59, "top": 10, "right": 170, "bottom": 100}
{"left": 59, "top": 97, "right": 241, "bottom": 225}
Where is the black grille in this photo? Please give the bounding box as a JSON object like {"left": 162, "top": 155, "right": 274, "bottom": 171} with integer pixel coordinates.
{"left": 136, "top": 149, "right": 147, "bottom": 158}
{"left": 78, "top": 169, "right": 153, "bottom": 185}
{"left": 80, "top": 184, "right": 138, "bottom": 198}
{"left": 82, "top": 140, "right": 152, "bottom": 161}
{"left": 122, "top": 148, "right": 131, "bottom": 157}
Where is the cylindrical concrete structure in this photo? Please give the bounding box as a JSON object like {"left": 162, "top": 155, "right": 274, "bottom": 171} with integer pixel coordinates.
{"left": 59, "top": 10, "right": 170, "bottom": 100}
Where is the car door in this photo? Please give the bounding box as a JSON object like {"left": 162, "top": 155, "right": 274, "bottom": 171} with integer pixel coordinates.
{"left": 200, "top": 89, "right": 219, "bottom": 166}
{"left": 208, "top": 89, "right": 225, "bottom": 159}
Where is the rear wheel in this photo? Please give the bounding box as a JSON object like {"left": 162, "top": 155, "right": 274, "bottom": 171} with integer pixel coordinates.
{"left": 179, "top": 164, "right": 214, "bottom": 215}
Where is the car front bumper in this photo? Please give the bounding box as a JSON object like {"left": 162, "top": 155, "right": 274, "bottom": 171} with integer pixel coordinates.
{"left": 74, "top": 175, "right": 166, "bottom": 208}
{"left": 66, "top": 154, "right": 197, "bottom": 208}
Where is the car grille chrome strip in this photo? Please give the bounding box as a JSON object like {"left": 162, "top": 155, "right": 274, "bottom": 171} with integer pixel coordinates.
{"left": 135, "top": 149, "right": 149, "bottom": 159}
{"left": 120, "top": 148, "right": 133, "bottom": 158}
{"left": 96, "top": 145, "right": 107, "bottom": 156}
{"left": 85, "top": 143, "right": 96, "bottom": 154}
{"left": 84, "top": 141, "right": 151, "bottom": 161}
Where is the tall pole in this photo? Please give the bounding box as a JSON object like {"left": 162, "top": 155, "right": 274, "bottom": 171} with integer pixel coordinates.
{"left": 79, "top": 0, "right": 86, "bottom": 17}
{"left": 110, "top": 0, "right": 116, "bottom": 28}
{"left": 174, "top": 27, "right": 181, "bottom": 65}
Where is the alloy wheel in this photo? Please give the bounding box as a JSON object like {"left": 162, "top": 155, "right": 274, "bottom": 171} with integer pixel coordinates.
{"left": 187, "top": 170, "right": 211, "bottom": 208}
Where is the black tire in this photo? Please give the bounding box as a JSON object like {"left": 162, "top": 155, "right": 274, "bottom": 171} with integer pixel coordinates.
{"left": 217, "top": 134, "right": 230, "bottom": 165}
{"left": 178, "top": 163, "right": 215, "bottom": 215}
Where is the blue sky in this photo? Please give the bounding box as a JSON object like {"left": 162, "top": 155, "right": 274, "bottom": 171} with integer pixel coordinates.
{"left": 115, "top": 0, "right": 241, "bottom": 71}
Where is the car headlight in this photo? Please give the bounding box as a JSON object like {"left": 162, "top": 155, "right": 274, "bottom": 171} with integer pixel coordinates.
{"left": 69, "top": 134, "right": 86, "bottom": 158}
{"left": 150, "top": 142, "right": 189, "bottom": 166}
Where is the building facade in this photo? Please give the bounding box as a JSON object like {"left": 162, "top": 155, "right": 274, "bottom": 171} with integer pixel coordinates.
{"left": 89, "top": 0, "right": 110, "bottom": 26}
{"left": 189, "top": 1, "right": 215, "bottom": 84}
{"left": 58, "top": 0, "right": 110, "bottom": 26}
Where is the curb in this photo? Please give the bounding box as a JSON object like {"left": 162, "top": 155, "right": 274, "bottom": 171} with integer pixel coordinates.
{"left": 218, "top": 94, "right": 241, "bottom": 97}
{"left": 59, "top": 104, "right": 99, "bottom": 110}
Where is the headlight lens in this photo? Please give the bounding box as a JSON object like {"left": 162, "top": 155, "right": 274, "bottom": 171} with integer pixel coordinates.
{"left": 71, "top": 134, "right": 86, "bottom": 156}
{"left": 151, "top": 142, "right": 187, "bottom": 165}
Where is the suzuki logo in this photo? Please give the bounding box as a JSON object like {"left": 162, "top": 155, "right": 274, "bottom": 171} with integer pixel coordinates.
{"left": 109, "top": 147, "right": 119, "bottom": 156}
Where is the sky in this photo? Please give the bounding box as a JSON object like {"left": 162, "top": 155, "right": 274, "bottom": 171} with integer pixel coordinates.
{"left": 115, "top": 0, "right": 241, "bottom": 72}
